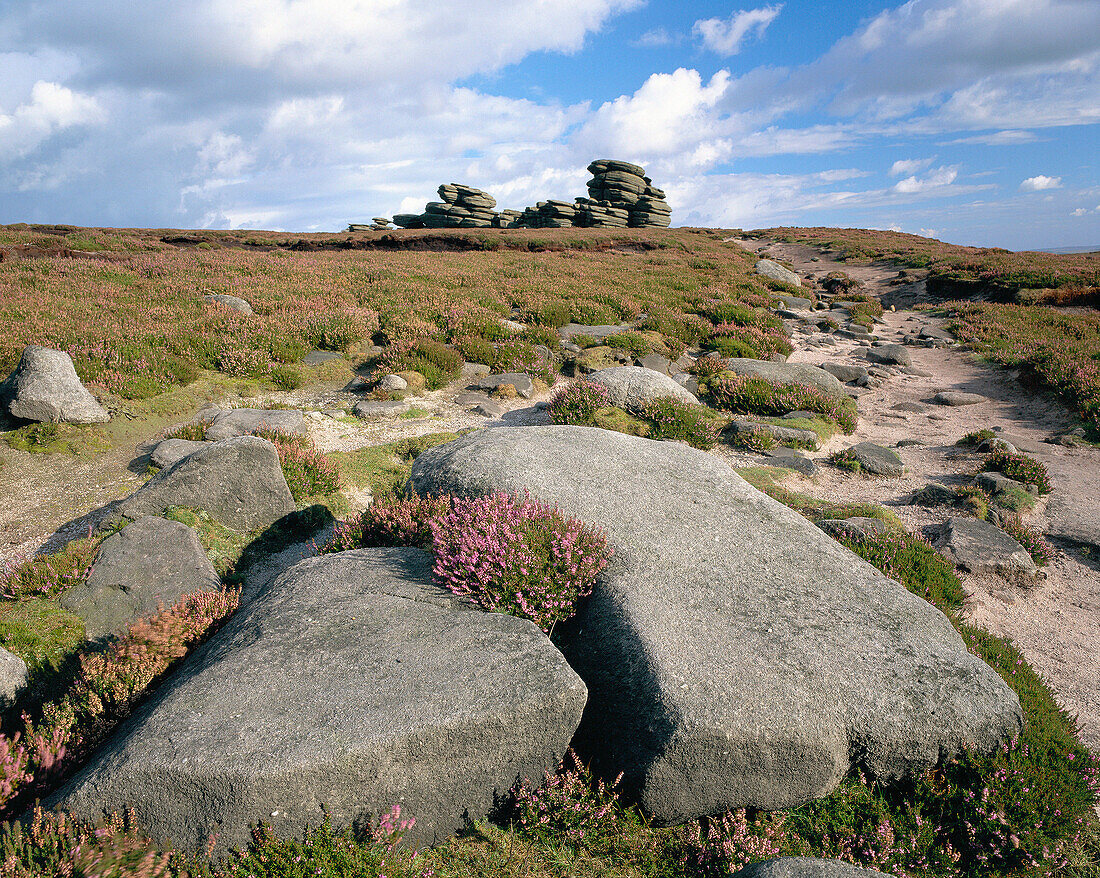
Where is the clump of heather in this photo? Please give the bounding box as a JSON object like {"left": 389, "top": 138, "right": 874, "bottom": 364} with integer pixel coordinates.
{"left": 319, "top": 492, "right": 452, "bottom": 553}
{"left": 430, "top": 492, "right": 610, "bottom": 633}
{"left": 981, "top": 449, "right": 1052, "bottom": 494}
{"left": 508, "top": 749, "right": 622, "bottom": 845}
{"left": 0, "top": 532, "right": 99, "bottom": 600}
{"left": 638, "top": 397, "right": 720, "bottom": 450}
{"left": 1000, "top": 515, "right": 1056, "bottom": 565}
{"left": 707, "top": 373, "right": 857, "bottom": 433}
{"left": 252, "top": 429, "right": 339, "bottom": 500}
{"left": 0, "top": 589, "right": 239, "bottom": 818}
{"left": 548, "top": 378, "right": 612, "bottom": 427}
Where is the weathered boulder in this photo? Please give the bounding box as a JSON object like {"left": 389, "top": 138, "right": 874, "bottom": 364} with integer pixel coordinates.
{"left": 477, "top": 372, "right": 534, "bottom": 399}
{"left": 588, "top": 366, "right": 699, "bottom": 414}
{"left": 410, "top": 427, "right": 1022, "bottom": 824}
{"left": 732, "top": 859, "right": 888, "bottom": 878}
{"left": 975, "top": 471, "right": 1038, "bottom": 501}
{"left": 204, "top": 408, "right": 307, "bottom": 441}
{"left": 932, "top": 391, "right": 985, "bottom": 406}
{"left": 775, "top": 294, "right": 813, "bottom": 310}
{"left": 761, "top": 447, "right": 816, "bottom": 475}
{"left": 353, "top": 399, "right": 410, "bottom": 420}
{"left": 867, "top": 344, "right": 912, "bottom": 367}
{"left": 149, "top": 438, "right": 207, "bottom": 469}
{"left": 819, "top": 363, "right": 868, "bottom": 384}
{"left": 376, "top": 374, "right": 409, "bottom": 393}
{"left": 0, "top": 346, "right": 110, "bottom": 424}
{"left": 725, "top": 419, "right": 818, "bottom": 449}
{"left": 0, "top": 647, "right": 27, "bottom": 710}
{"left": 816, "top": 517, "right": 888, "bottom": 541}
{"left": 910, "top": 483, "right": 957, "bottom": 506}
{"left": 719, "top": 359, "right": 849, "bottom": 399}
{"left": 755, "top": 259, "right": 801, "bottom": 287}
{"left": 203, "top": 294, "right": 253, "bottom": 315}
{"left": 51, "top": 548, "right": 586, "bottom": 853}
{"left": 116, "top": 436, "right": 294, "bottom": 532}
{"left": 60, "top": 516, "right": 221, "bottom": 639}
{"left": 934, "top": 517, "right": 1038, "bottom": 581}
{"left": 840, "top": 442, "right": 904, "bottom": 477}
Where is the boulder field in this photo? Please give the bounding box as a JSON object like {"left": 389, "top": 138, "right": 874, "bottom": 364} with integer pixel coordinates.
{"left": 410, "top": 426, "right": 1022, "bottom": 824}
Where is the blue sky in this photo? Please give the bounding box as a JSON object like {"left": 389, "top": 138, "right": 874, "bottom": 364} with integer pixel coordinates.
{"left": 1, "top": 0, "right": 1097, "bottom": 249}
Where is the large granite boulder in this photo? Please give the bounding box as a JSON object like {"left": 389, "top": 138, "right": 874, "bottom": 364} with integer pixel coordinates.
{"left": 149, "top": 438, "right": 207, "bottom": 469}
{"left": 718, "top": 359, "right": 849, "bottom": 399}
{"left": 60, "top": 516, "right": 221, "bottom": 639}
{"left": 839, "top": 442, "right": 904, "bottom": 477}
{"left": 0, "top": 346, "right": 110, "bottom": 424}
{"left": 51, "top": 548, "right": 586, "bottom": 853}
{"left": 754, "top": 259, "right": 801, "bottom": 288}
{"left": 587, "top": 366, "right": 699, "bottom": 414}
{"left": 934, "top": 516, "right": 1038, "bottom": 581}
{"left": 410, "top": 427, "right": 1022, "bottom": 824}
{"left": 116, "top": 436, "right": 294, "bottom": 532}
{"left": 203, "top": 408, "right": 307, "bottom": 441}
{"left": 733, "top": 859, "right": 888, "bottom": 878}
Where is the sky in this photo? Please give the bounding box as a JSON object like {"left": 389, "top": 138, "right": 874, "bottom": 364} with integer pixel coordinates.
{"left": 1, "top": 0, "right": 1098, "bottom": 250}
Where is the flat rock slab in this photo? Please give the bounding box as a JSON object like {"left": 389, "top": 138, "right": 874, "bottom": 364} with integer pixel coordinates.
{"left": 726, "top": 419, "right": 818, "bottom": 450}
{"left": 775, "top": 294, "right": 813, "bottom": 310}
{"left": 354, "top": 399, "right": 410, "bottom": 420}
{"left": 116, "top": 436, "right": 294, "bottom": 533}
{"left": 932, "top": 391, "right": 986, "bottom": 406}
{"left": 410, "top": 427, "right": 1021, "bottom": 824}
{"left": 718, "top": 359, "right": 848, "bottom": 399}
{"left": 843, "top": 442, "right": 904, "bottom": 477}
{"left": 1, "top": 345, "right": 110, "bottom": 425}
{"left": 588, "top": 366, "right": 699, "bottom": 414}
{"left": 733, "top": 859, "right": 887, "bottom": 878}
{"left": 755, "top": 258, "right": 800, "bottom": 287}
{"left": 477, "top": 372, "right": 534, "bottom": 399}
{"left": 149, "top": 438, "right": 207, "bottom": 469}
{"left": 61, "top": 516, "right": 221, "bottom": 639}
{"left": 867, "top": 345, "right": 912, "bottom": 367}
{"left": 51, "top": 548, "right": 586, "bottom": 853}
{"left": 300, "top": 349, "right": 343, "bottom": 365}
{"left": 762, "top": 448, "right": 816, "bottom": 475}
{"left": 559, "top": 323, "right": 634, "bottom": 341}
{"left": 204, "top": 408, "right": 307, "bottom": 441}
{"left": 935, "top": 516, "right": 1038, "bottom": 581}
{"left": 819, "top": 363, "right": 867, "bottom": 383}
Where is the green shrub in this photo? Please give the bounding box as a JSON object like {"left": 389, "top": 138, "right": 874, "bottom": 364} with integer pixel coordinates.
{"left": 252, "top": 430, "right": 339, "bottom": 501}
{"left": 709, "top": 337, "right": 759, "bottom": 358}
{"left": 1000, "top": 515, "right": 1056, "bottom": 565}
{"left": 708, "top": 373, "right": 857, "bottom": 433}
{"left": 957, "top": 428, "right": 996, "bottom": 446}
{"left": 1, "top": 535, "right": 101, "bottom": 600}
{"left": 453, "top": 334, "right": 495, "bottom": 365}
{"left": 164, "top": 423, "right": 207, "bottom": 442}
{"left": 834, "top": 530, "right": 965, "bottom": 612}
{"left": 270, "top": 337, "right": 310, "bottom": 364}
{"left": 378, "top": 340, "right": 463, "bottom": 390}
{"left": 638, "top": 398, "right": 721, "bottom": 450}
{"left": 521, "top": 322, "right": 560, "bottom": 349}
{"left": 604, "top": 331, "right": 652, "bottom": 358}
{"left": 320, "top": 492, "right": 450, "bottom": 553}
{"left": 269, "top": 364, "right": 303, "bottom": 390}
{"left": 828, "top": 449, "right": 863, "bottom": 472}
{"left": 728, "top": 426, "right": 777, "bottom": 452}
{"left": 981, "top": 449, "right": 1052, "bottom": 494}
{"left": 216, "top": 346, "right": 268, "bottom": 378}
{"left": 490, "top": 339, "right": 554, "bottom": 384}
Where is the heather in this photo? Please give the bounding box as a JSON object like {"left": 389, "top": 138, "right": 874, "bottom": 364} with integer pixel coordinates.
{"left": 981, "top": 448, "right": 1053, "bottom": 494}
{"left": 706, "top": 373, "right": 858, "bottom": 433}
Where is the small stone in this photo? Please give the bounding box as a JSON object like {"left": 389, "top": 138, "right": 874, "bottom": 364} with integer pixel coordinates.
{"left": 840, "top": 442, "right": 904, "bottom": 477}
{"left": 910, "top": 483, "right": 957, "bottom": 506}
{"left": 932, "top": 391, "right": 986, "bottom": 406}
{"left": 203, "top": 294, "right": 253, "bottom": 315}
{"left": 353, "top": 399, "right": 410, "bottom": 420}
{"left": 478, "top": 373, "right": 534, "bottom": 399}
{"left": 377, "top": 374, "right": 408, "bottom": 393}
{"left": 867, "top": 345, "right": 912, "bottom": 367}
{"left": 934, "top": 517, "right": 1038, "bottom": 582}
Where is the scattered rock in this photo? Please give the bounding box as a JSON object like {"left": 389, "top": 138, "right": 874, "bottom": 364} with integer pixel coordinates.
{"left": 204, "top": 408, "right": 307, "bottom": 441}
{"left": 0, "top": 345, "right": 110, "bottom": 425}
{"left": 867, "top": 345, "right": 912, "bottom": 367}
{"left": 934, "top": 517, "right": 1038, "bottom": 581}
{"left": 477, "top": 372, "right": 534, "bottom": 399}
{"left": 977, "top": 437, "right": 1016, "bottom": 455}
{"left": 558, "top": 323, "right": 634, "bottom": 341}
{"left": 841, "top": 442, "right": 904, "bottom": 477}
{"left": 819, "top": 363, "right": 868, "bottom": 383}
{"left": 891, "top": 401, "right": 927, "bottom": 413}
{"left": 473, "top": 399, "right": 506, "bottom": 418}
{"left": 725, "top": 419, "right": 818, "bottom": 450}
{"left": 775, "top": 294, "right": 813, "bottom": 310}
{"left": 460, "top": 362, "right": 491, "bottom": 380}
{"left": 637, "top": 353, "right": 672, "bottom": 375}
{"left": 60, "top": 516, "right": 221, "bottom": 639}
{"left": 149, "top": 438, "right": 207, "bottom": 469}
{"left": 300, "top": 350, "right": 342, "bottom": 366}
{"left": 499, "top": 318, "right": 526, "bottom": 334}
{"left": 910, "top": 483, "right": 957, "bottom": 506}
{"left": 976, "top": 471, "right": 1038, "bottom": 499}
{"left": 762, "top": 447, "right": 817, "bottom": 475}
{"left": 376, "top": 374, "right": 408, "bottom": 393}
{"left": 755, "top": 259, "right": 801, "bottom": 287}
{"left": 0, "top": 647, "right": 27, "bottom": 710}
{"left": 816, "top": 517, "right": 889, "bottom": 541}
{"left": 116, "top": 436, "right": 295, "bottom": 533}
{"left": 353, "top": 399, "right": 410, "bottom": 420}
{"left": 932, "top": 391, "right": 986, "bottom": 406}
{"left": 203, "top": 294, "right": 253, "bottom": 315}
{"left": 732, "top": 858, "right": 888, "bottom": 878}
{"left": 587, "top": 366, "right": 699, "bottom": 415}
{"left": 410, "top": 427, "right": 1022, "bottom": 824}
{"left": 718, "top": 359, "right": 849, "bottom": 399}
{"left": 51, "top": 549, "right": 586, "bottom": 853}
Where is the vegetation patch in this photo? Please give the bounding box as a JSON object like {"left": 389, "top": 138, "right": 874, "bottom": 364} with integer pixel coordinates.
{"left": 980, "top": 448, "right": 1052, "bottom": 494}
{"left": 707, "top": 373, "right": 857, "bottom": 433}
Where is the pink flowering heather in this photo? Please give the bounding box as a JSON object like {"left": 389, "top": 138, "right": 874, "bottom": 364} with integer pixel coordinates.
{"left": 548, "top": 378, "right": 611, "bottom": 427}
{"left": 319, "top": 492, "right": 452, "bottom": 553}
{"left": 430, "top": 492, "right": 610, "bottom": 633}
{"left": 508, "top": 749, "right": 622, "bottom": 845}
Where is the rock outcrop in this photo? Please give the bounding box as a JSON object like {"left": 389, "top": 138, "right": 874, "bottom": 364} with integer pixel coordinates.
{"left": 51, "top": 548, "right": 586, "bottom": 853}
{"left": 587, "top": 366, "right": 699, "bottom": 414}
{"left": 410, "top": 427, "right": 1023, "bottom": 825}
{"left": 0, "top": 345, "right": 110, "bottom": 425}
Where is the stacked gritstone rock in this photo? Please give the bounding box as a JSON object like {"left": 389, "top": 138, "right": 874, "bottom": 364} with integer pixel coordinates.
{"left": 515, "top": 199, "right": 580, "bottom": 229}
{"left": 574, "top": 198, "right": 629, "bottom": 228}
{"left": 371, "top": 217, "right": 392, "bottom": 230}
{"left": 420, "top": 184, "right": 499, "bottom": 228}
{"left": 493, "top": 209, "right": 524, "bottom": 229}
{"left": 586, "top": 159, "right": 671, "bottom": 228}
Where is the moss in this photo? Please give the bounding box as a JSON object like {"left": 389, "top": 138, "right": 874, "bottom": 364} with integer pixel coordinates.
{"left": 162, "top": 506, "right": 252, "bottom": 578}
{"left": 592, "top": 406, "right": 650, "bottom": 437}
{"left": 0, "top": 599, "right": 85, "bottom": 679}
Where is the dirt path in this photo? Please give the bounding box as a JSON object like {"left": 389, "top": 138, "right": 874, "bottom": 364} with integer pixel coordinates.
{"left": 734, "top": 237, "right": 1100, "bottom": 753}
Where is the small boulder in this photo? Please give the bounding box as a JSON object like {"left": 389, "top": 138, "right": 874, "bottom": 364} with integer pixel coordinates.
{"left": 975, "top": 471, "right": 1039, "bottom": 500}
{"left": 725, "top": 419, "right": 818, "bottom": 450}
{"left": 718, "top": 359, "right": 849, "bottom": 399}
{"left": 204, "top": 408, "right": 307, "bottom": 441}
{"left": 910, "top": 483, "right": 957, "bottom": 506}
{"left": 474, "top": 399, "right": 506, "bottom": 418}
{"left": 116, "top": 436, "right": 294, "bottom": 533}
{"left": 300, "top": 350, "right": 342, "bottom": 366}
{"left": 0, "top": 647, "right": 28, "bottom": 710}
{"left": 867, "top": 345, "right": 912, "bottom": 367}
{"left": 353, "top": 399, "right": 410, "bottom": 420}
{"left": 460, "top": 362, "right": 491, "bottom": 380}
{"left": 588, "top": 366, "right": 699, "bottom": 415}
{"left": 51, "top": 548, "right": 586, "bottom": 853}
{"left": 637, "top": 353, "right": 672, "bottom": 375}
{"left": 60, "top": 516, "right": 221, "bottom": 639}
{"left": 819, "top": 363, "right": 868, "bottom": 383}
{"left": 775, "top": 294, "right": 813, "bottom": 310}
{"left": 203, "top": 294, "right": 252, "bottom": 315}
{"left": 762, "top": 447, "right": 816, "bottom": 475}
{"left": 934, "top": 517, "right": 1038, "bottom": 581}
{"left": 732, "top": 858, "right": 888, "bottom": 878}
{"left": 149, "top": 438, "right": 207, "bottom": 469}
{"left": 932, "top": 391, "right": 986, "bottom": 406}
{"left": 478, "top": 372, "right": 534, "bottom": 399}
{"left": 0, "top": 346, "right": 110, "bottom": 425}
{"left": 754, "top": 258, "right": 801, "bottom": 287}
{"left": 841, "top": 442, "right": 904, "bottom": 477}
{"left": 376, "top": 374, "right": 408, "bottom": 393}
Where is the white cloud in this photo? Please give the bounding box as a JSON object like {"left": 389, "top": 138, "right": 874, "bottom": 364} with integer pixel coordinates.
{"left": 946, "top": 129, "right": 1039, "bottom": 145}
{"left": 693, "top": 5, "right": 782, "bottom": 55}
{"left": 632, "top": 27, "right": 679, "bottom": 48}
{"left": 0, "top": 80, "right": 101, "bottom": 160}
{"left": 893, "top": 165, "right": 959, "bottom": 194}
{"left": 889, "top": 158, "right": 934, "bottom": 177}
{"left": 1020, "top": 174, "right": 1062, "bottom": 191}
